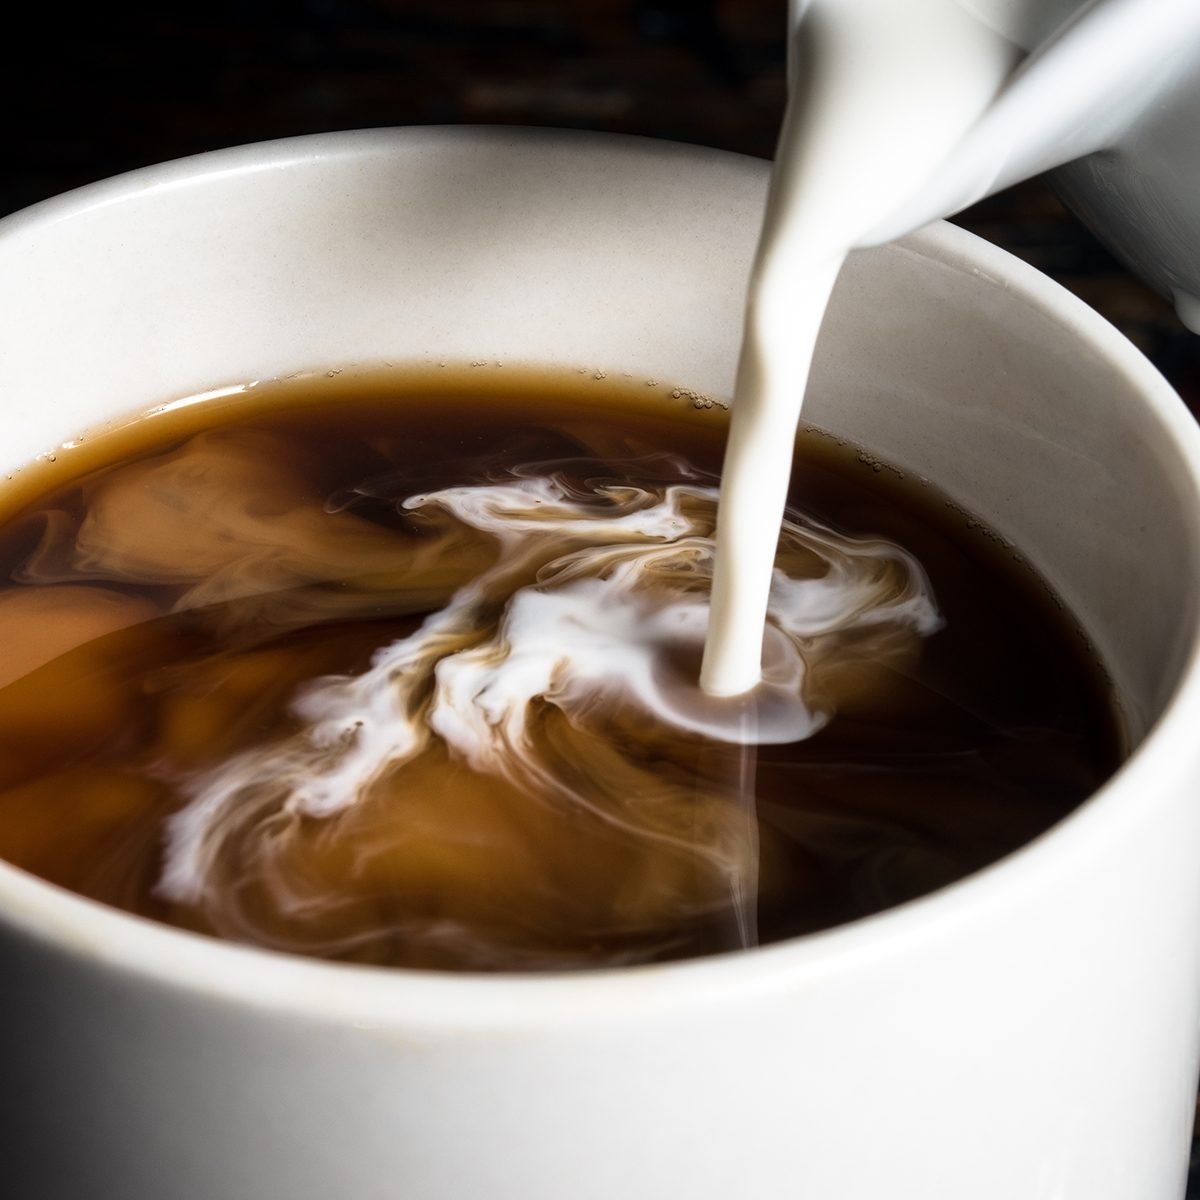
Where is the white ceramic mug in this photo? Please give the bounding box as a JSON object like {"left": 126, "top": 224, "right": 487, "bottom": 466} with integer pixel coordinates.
{"left": 1, "top": 128, "right": 1199, "bottom": 1200}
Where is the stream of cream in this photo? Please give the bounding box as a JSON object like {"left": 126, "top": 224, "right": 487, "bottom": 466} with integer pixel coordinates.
{"left": 700, "top": 0, "right": 1018, "bottom": 694}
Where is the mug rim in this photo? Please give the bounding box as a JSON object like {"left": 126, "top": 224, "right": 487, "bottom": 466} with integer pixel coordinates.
{"left": 1, "top": 125, "right": 1198, "bottom": 1029}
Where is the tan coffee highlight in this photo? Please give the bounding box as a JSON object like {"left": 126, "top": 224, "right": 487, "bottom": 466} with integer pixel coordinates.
{"left": 0, "top": 367, "right": 1120, "bottom": 970}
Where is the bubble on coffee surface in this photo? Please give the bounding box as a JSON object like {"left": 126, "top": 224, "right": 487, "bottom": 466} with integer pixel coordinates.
{"left": 0, "top": 372, "right": 1120, "bottom": 971}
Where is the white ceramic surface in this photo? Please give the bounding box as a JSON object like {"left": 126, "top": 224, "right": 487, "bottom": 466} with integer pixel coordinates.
{"left": 1, "top": 128, "right": 1200, "bottom": 1200}
{"left": 847, "top": 0, "right": 1200, "bottom": 330}
{"left": 863, "top": 0, "right": 1200, "bottom": 245}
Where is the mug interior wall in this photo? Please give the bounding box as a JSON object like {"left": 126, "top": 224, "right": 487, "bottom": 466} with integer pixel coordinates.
{"left": 810, "top": 238, "right": 1200, "bottom": 741}
{"left": 0, "top": 129, "right": 1194, "bottom": 741}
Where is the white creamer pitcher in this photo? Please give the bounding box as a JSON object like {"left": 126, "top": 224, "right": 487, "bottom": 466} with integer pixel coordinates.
{"left": 792, "top": 0, "right": 1200, "bottom": 330}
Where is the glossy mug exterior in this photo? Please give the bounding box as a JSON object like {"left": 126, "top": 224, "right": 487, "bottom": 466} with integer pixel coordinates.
{"left": 1, "top": 129, "right": 1199, "bottom": 1200}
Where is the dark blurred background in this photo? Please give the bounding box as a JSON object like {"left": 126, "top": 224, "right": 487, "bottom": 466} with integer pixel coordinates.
{"left": 4, "top": 0, "right": 1197, "bottom": 409}
{"left": 4, "top": 2, "right": 1200, "bottom": 1186}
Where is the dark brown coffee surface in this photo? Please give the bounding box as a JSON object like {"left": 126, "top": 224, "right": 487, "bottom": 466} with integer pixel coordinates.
{"left": 0, "top": 366, "right": 1121, "bottom": 970}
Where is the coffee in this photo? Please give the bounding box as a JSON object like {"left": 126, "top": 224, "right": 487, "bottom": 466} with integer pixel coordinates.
{"left": 0, "top": 365, "right": 1120, "bottom": 971}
